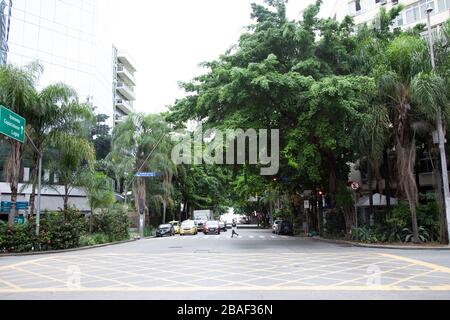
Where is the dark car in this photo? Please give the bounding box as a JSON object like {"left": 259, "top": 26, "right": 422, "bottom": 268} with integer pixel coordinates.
{"left": 156, "top": 224, "right": 175, "bottom": 237}
{"left": 204, "top": 221, "right": 220, "bottom": 235}
{"left": 195, "top": 220, "right": 206, "bottom": 232}
{"left": 275, "top": 221, "right": 294, "bottom": 236}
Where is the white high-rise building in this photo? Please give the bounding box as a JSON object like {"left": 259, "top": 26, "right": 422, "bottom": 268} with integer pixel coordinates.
{"left": 113, "top": 46, "right": 136, "bottom": 126}
{"left": 3, "top": 0, "right": 115, "bottom": 125}
{"left": 331, "top": 0, "right": 450, "bottom": 30}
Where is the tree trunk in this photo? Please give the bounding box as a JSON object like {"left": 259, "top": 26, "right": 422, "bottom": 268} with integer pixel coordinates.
{"left": 397, "top": 142, "right": 420, "bottom": 243}
{"left": 64, "top": 185, "right": 69, "bottom": 211}
{"left": 89, "top": 206, "right": 94, "bottom": 234}
{"left": 395, "top": 98, "right": 419, "bottom": 243}
{"left": 368, "top": 162, "right": 374, "bottom": 219}
{"left": 6, "top": 140, "right": 23, "bottom": 227}
{"left": 29, "top": 151, "right": 39, "bottom": 216}
{"left": 134, "top": 176, "right": 146, "bottom": 215}
{"left": 318, "top": 194, "right": 324, "bottom": 236}
{"left": 162, "top": 200, "right": 167, "bottom": 224}
{"left": 383, "top": 148, "right": 392, "bottom": 213}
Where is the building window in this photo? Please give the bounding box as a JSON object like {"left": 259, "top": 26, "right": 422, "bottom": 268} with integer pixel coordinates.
{"left": 393, "top": 12, "right": 404, "bottom": 27}
{"left": 419, "top": 0, "right": 435, "bottom": 18}
{"left": 405, "top": 4, "right": 420, "bottom": 24}
{"left": 438, "top": 0, "right": 450, "bottom": 11}
{"left": 356, "top": 0, "right": 362, "bottom": 12}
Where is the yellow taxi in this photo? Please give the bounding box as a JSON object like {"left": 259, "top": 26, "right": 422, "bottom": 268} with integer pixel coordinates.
{"left": 169, "top": 221, "right": 181, "bottom": 234}
{"left": 179, "top": 220, "right": 198, "bottom": 236}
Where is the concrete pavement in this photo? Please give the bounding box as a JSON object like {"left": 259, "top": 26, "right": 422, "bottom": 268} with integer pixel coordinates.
{"left": 1, "top": 229, "right": 450, "bottom": 300}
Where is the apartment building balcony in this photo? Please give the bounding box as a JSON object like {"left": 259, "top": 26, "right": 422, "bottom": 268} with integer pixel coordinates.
{"left": 117, "top": 64, "right": 136, "bottom": 86}
{"left": 117, "top": 51, "right": 137, "bottom": 73}
{"left": 116, "top": 81, "right": 136, "bottom": 101}
{"left": 114, "top": 114, "right": 127, "bottom": 124}
{"left": 115, "top": 98, "right": 134, "bottom": 115}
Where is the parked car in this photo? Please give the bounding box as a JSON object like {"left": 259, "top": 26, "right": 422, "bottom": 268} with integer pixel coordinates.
{"left": 204, "top": 221, "right": 220, "bottom": 235}
{"left": 195, "top": 220, "right": 206, "bottom": 232}
{"left": 272, "top": 220, "right": 283, "bottom": 234}
{"left": 180, "top": 220, "right": 198, "bottom": 236}
{"left": 169, "top": 221, "right": 181, "bottom": 234}
{"left": 275, "top": 221, "right": 294, "bottom": 236}
{"left": 156, "top": 224, "right": 175, "bottom": 237}
{"left": 219, "top": 221, "right": 227, "bottom": 232}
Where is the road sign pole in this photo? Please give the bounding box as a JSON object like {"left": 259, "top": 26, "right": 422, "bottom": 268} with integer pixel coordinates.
{"left": 35, "top": 154, "right": 42, "bottom": 237}
{"left": 139, "top": 198, "right": 145, "bottom": 239}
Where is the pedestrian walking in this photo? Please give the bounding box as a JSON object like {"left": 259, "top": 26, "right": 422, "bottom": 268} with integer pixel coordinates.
{"left": 231, "top": 219, "right": 239, "bottom": 238}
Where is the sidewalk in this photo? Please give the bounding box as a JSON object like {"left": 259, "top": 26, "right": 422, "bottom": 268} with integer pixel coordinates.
{"left": 313, "top": 237, "right": 450, "bottom": 250}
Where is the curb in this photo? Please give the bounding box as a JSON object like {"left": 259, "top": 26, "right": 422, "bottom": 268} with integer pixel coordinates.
{"left": 312, "top": 237, "right": 450, "bottom": 250}
{"left": 0, "top": 238, "right": 138, "bottom": 257}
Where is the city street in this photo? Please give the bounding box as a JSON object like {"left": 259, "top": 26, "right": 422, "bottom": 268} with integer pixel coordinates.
{"left": 1, "top": 228, "right": 450, "bottom": 300}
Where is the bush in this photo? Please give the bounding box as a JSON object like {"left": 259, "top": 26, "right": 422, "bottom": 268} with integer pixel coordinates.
{"left": 144, "top": 226, "right": 155, "bottom": 237}
{"left": 388, "top": 201, "right": 440, "bottom": 242}
{"left": 93, "top": 204, "right": 130, "bottom": 242}
{"left": 39, "top": 209, "right": 87, "bottom": 251}
{"left": 0, "top": 209, "right": 87, "bottom": 253}
{"left": 79, "top": 233, "right": 110, "bottom": 246}
{"left": 0, "top": 221, "right": 37, "bottom": 253}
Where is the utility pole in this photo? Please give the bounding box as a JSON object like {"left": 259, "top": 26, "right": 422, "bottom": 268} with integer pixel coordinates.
{"left": 426, "top": 6, "right": 450, "bottom": 243}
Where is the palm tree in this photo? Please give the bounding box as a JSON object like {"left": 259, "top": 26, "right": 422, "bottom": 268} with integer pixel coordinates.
{"left": 82, "top": 171, "right": 115, "bottom": 233}
{"left": 27, "top": 83, "right": 93, "bottom": 214}
{"left": 378, "top": 34, "right": 448, "bottom": 243}
{"left": 110, "top": 113, "right": 173, "bottom": 219}
{"left": 354, "top": 105, "right": 390, "bottom": 216}
{"left": 0, "top": 62, "right": 41, "bottom": 226}
{"left": 49, "top": 136, "right": 96, "bottom": 210}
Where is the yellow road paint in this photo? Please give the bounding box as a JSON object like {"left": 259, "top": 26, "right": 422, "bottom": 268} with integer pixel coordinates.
{"left": 379, "top": 253, "right": 450, "bottom": 274}
{"left": 1, "top": 252, "right": 450, "bottom": 294}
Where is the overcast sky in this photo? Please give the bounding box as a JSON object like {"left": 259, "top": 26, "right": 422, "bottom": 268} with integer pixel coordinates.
{"left": 111, "top": 0, "right": 336, "bottom": 114}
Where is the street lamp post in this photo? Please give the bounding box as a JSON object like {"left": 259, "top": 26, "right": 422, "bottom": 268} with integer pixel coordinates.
{"left": 426, "top": 6, "right": 450, "bottom": 243}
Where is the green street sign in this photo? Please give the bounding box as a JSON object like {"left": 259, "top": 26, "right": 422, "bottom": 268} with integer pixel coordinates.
{"left": 0, "top": 105, "right": 26, "bottom": 143}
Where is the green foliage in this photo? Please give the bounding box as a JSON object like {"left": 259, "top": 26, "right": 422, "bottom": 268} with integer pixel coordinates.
{"left": 93, "top": 205, "right": 130, "bottom": 242}
{"left": 79, "top": 233, "right": 109, "bottom": 247}
{"left": 144, "top": 226, "right": 156, "bottom": 238}
{"left": 0, "top": 206, "right": 131, "bottom": 253}
{"left": 389, "top": 201, "right": 440, "bottom": 239}
{"left": 402, "top": 226, "right": 431, "bottom": 243}
{"left": 39, "top": 209, "right": 87, "bottom": 250}
{"left": 351, "top": 201, "right": 440, "bottom": 244}
{"left": 0, "top": 209, "right": 86, "bottom": 253}
{"left": 83, "top": 171, "right": 116, "bottom": 213}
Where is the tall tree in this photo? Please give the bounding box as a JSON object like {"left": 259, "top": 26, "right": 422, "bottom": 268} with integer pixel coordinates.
{"left": 28, "top": 83, "right": 93, "bottom": 214}
{"left": 49, "top": 136, "right": 96, "bottom": 210}
{"left": 0, "top": 62, "right": 41, "bottom": 226}
{"left": 377, "top": 34, "right": 448, "bottom": 243}
{"left": 110, "top": 113, "right": 173, "bottom": 217}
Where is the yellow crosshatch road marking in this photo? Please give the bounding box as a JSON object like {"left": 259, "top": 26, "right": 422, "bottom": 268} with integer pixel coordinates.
{"left": 0, "top": 252, "right": 450, "bottom": 294}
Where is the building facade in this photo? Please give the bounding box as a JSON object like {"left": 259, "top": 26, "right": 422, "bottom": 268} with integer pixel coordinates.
{"left": 0, "top": 0, "right": 122, "bottom": 213}
{"left": 332, "top": 0, "right": 450, "bottom": 30}
{"left": 4, "top": 0, "right": 115, "bottom": 123}
{"left": 0, "top": 0, "right": 11, "bottom": 65}
{"left": 113, "top": 46, "right": 136, "bottom": 126}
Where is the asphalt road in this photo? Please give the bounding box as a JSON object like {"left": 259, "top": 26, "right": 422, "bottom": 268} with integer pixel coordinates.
{"left": 1, "top": 228, "right": 450, "bottom": 300}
